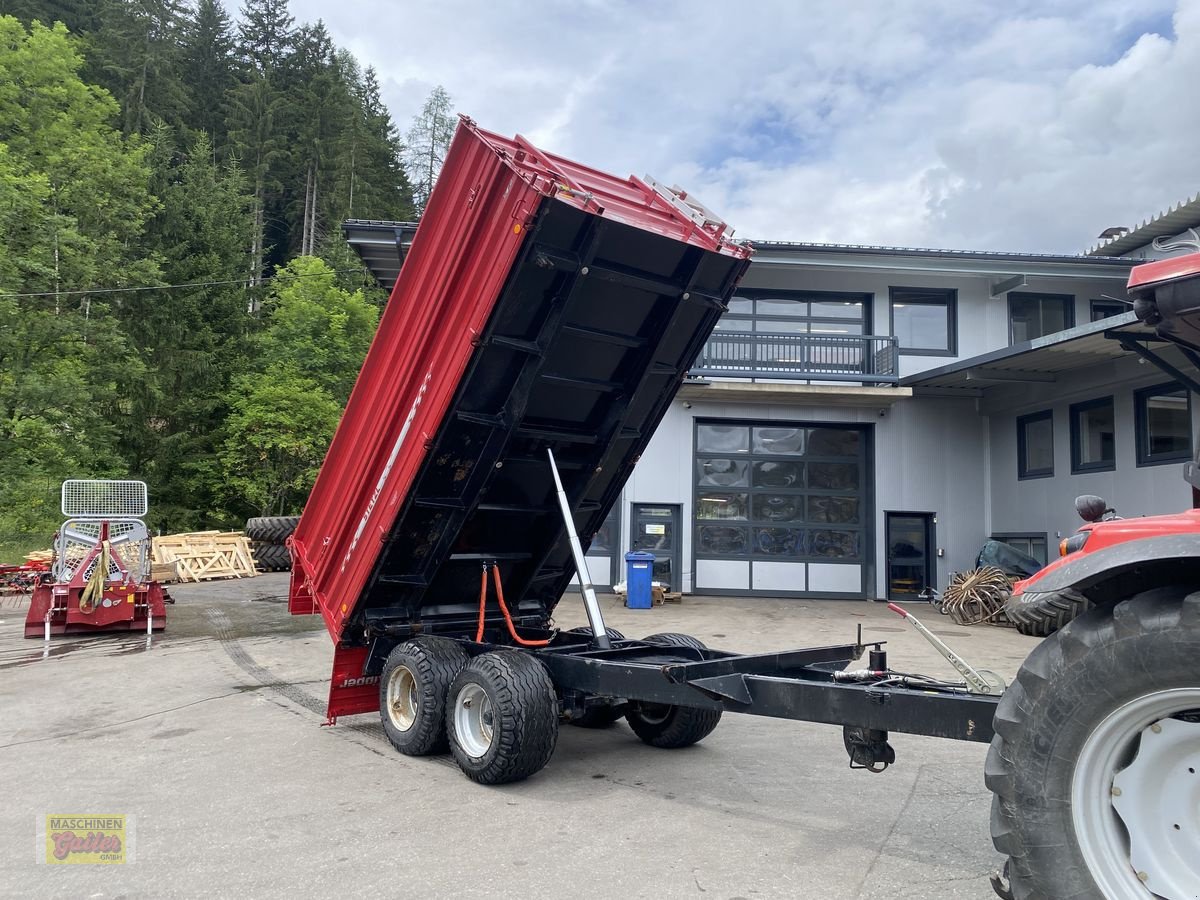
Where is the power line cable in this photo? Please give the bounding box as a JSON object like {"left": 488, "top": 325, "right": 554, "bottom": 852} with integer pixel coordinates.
{"left": 0, "top": 267, "right": 371, "bottom": 301}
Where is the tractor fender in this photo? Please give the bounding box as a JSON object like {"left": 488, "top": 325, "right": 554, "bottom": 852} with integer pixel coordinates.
{"left": 1018, "top": 534, "right": 1200, "bottom": 609}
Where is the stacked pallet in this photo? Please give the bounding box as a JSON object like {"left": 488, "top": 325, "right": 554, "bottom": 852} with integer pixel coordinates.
{"left": 24, "top": 550, "right": 53, "bottom": 566}
{"left": 151, "top": 532, "right": 259, "bottom": 582}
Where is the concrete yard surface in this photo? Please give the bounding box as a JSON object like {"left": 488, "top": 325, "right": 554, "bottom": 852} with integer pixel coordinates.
{"left": 0, "top": 575, "right": 1036, "bottom": 898}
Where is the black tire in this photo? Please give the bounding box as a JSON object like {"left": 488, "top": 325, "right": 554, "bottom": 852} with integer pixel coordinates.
{"left": 252, "top": 541, "right": 291, "bottom": 572}
{"left": 563, "top": 628, "right": 626, "bottom": 728}
{"left": 643, "top": 632, "right": 707, "bottom": 652}
{"left": 626, "top": 630, "right": 722, "bottom": 748}
{"left": 1004, "top": 588, "right": 1091, "bottom": 637}
{"left": 565, "top": 625, "right": 625, "bottom": 641}
{"left": 986, "top": 586, "right": 1200, "bottom": 899}
{"left": 446, "top": 651, "right": 559, "bottom": 784}
{"left": 379, "top": 637, "right": 469, "bottom": 756}
{"left": 244, "top": 515, "right": 300, "bottom": 544}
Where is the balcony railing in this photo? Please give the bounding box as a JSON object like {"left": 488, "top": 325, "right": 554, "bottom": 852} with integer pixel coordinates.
{"left": 689, "top": 331, "right": 900, "bottom": 384}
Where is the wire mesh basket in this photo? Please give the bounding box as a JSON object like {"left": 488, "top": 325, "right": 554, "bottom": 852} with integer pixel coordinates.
{"left": 61, "top": 480, "right": 148, "bottom": 518}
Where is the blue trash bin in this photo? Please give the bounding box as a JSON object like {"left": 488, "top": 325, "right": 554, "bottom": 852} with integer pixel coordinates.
{"left": 624, "top": 551, "right": 656, "bottom": 609}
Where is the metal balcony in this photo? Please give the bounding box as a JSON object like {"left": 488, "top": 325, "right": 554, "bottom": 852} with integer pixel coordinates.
{"left": 689, "top": 331, "right": 900, "bottom": 384}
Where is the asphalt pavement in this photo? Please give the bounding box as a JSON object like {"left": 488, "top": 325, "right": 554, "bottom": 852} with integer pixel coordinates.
{"left": 0, "top": 575, "right": 1038, "bottom": 899}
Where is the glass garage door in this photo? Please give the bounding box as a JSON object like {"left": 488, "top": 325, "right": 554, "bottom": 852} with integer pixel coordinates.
{"left": 693, "top": 420, "right": 868, "bottom": 597}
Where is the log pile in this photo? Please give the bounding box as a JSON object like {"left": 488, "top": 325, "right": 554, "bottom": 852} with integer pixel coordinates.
{"left": 151, "top": 532, "right": 259, "bottom": 582}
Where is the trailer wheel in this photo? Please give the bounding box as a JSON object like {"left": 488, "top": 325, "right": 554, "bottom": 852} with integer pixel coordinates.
{"left": 446, "top": 651, "right": 558, "bottom": 784}
{"left": 565, "top": 625, "right": 625, "bottom": 641}
{"left": 986, "top": 586, "right": 1200, "bottom": 900}
{"left": 379, "top": 637, "right": 469, "bottom": 756}
{"left": 625, "top": 633, "right": 721, "bottom": 748}
{"left": 643, "top": 632, "right": 706, "bottom": 653}
{"left": 1003, "top": 588, "right": 1091, "bottom": 637}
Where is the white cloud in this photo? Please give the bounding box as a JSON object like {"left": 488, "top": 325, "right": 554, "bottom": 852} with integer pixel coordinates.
{"left": 291, "top": 0, "right": 1196, "bottom": 252}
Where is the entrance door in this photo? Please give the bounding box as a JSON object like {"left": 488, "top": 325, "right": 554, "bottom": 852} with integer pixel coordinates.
{"left": 630, "top": 504, "right": 681, "bottom": 591}
{"left": 886, "top": 512, "right": 935, "bottom": 600}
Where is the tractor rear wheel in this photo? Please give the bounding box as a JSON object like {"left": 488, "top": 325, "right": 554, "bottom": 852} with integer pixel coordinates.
{"left": 380, "top": 637, "right": 469, "bottom": 756}
{"left": 986, "top": 586, "right": 1200, "bottom": 899}
{"left": 446, "top": 651, "right": 558, "bottom": 784}
{"left": 244, "top": 515, "right": 300, "bottom": 544}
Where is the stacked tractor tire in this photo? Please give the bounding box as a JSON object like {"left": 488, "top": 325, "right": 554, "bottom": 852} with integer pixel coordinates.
{"left": 244, "top": 516, "right": 300, "bottom": 573}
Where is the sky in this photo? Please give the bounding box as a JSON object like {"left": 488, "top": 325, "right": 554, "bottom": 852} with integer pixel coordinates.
{"left": 290, "top": 0, "right": 1199, "bottom": 254}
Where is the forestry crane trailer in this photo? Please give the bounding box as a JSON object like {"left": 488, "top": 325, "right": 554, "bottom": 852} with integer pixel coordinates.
{"left": 288, "top": 118, "right": 1199, "bottom": 900}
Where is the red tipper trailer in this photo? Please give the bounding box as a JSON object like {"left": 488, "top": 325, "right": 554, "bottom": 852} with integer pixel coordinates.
{"left": 289, "top": 117, "right": 752, "bottom": 723}
{"left": 285, "top": 119, "right": 1014, "bottom": 796}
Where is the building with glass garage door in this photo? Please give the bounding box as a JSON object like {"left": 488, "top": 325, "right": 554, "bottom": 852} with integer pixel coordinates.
{"left": 344, "top": 193, "right": 1200, "bottom": 600}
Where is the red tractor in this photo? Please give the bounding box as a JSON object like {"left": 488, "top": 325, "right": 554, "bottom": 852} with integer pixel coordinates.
{"left": 989, "top": 248, "right": 1200, "bottom": 898}
{"left": 23, "top": 479, "right": 168, "bottom": 639}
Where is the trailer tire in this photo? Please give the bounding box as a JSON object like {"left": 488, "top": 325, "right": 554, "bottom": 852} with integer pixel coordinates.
{"left": 244, "top": 515, "right": 300, "bottom": 544}
{"left": 565, "top": 625, "right": 625, "bottom": 641}
{"left": 986, "top": 585, "right": 1200, "bottom": 900}
{"left": 251, "top": 541, "right": 291, "bottom": 572}
{"left": 1004, "top": 589, "right": 1091, "bottom": 637}
{"left": 380, "top": 637, "right": 469, "bottom": 756}
{"left": 643, "top": 632, "right": 707, "bottom": 653}
{"left": 446, "top": 651, "right": 558, "bottom": 784}
{"left": 626, "top": 702, "right": 722, "bottom": 749}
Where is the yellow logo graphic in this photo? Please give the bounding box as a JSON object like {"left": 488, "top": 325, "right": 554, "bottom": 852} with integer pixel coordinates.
{"left": 44, "top": 815, "right": 127, "bottom": 864}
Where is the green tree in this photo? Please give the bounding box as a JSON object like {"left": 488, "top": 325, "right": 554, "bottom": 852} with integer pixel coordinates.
{"left": 0, "top": 17, "right": 156, "bottom": 551}
{"left": 181, "top": 0, "right": 238, "bottom": 152}
{"left": 406, "top": 85, "right": 455, "bottom": 213}
{"left": 220, "top": 256, "right": 377, "bottom": 516}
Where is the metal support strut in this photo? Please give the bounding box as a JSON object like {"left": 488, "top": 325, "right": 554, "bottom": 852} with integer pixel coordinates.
{"left": 547, "top": 449, "right": 611, "bottom": 650}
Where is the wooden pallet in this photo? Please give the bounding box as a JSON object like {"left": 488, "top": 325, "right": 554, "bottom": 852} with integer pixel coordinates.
{"left": 151, "top": 531, "right": 259, "bottom": 582}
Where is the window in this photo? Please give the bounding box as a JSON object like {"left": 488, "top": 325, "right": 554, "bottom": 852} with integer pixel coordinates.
{"left": 1136, "top": 383, "right": 1192, "bottom": 466}
{"left": 1009, "top": 292, "right": 1074, "bottom": 343}
{"left": 1070, "top": 397, "right": 1116, "bottom": 473}
{"left": 1017, "top": 410, "right": 1054, "bottom": 479}
{"left": 716, "top": 290, "right": 871, "bottom": 336}
{"left": 890, "top": 287, "right": 956, "bottom": 355}
{"left": 1090, "top": 299, "right": 1127, "bottom": 322}
{"left": 990, "top": 533, "right": 1048, "bottom": 566}
{"left": 694, "top": 421, "right": 865, "bottom": 561}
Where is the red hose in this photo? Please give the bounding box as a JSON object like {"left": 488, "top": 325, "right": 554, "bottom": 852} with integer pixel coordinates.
{"left": 475, "top": 563, "right": 549, "bottom": 647}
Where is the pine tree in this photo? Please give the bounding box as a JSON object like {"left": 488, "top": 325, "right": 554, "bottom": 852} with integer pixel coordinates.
{"left": 406, "top": 85, "right": 455, "bottom": 214}
{"left": 181, "top": 0, "right": 238, "bottom": 152}
{"left": 237, "top": 0, "right": 294, "bottom": 75}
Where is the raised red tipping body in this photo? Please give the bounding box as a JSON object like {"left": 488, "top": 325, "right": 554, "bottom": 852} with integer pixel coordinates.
{"left": 288, "top": 117, "right": 751, "bottom": 721}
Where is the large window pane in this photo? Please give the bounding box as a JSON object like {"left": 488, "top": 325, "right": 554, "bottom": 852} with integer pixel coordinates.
{"left": 891, "top": 287, "right": 953, "bottom": 353}
{"left": 1017, "top": 411, "right": 1053, "bottom": 479}
{"left": 807, "top": 428, "right": 860, "bottom": 457}
{"left": 1010, "top": 292, "right": 1073, "bottom": 343}
{"left": 727, "top": 296, "right": 754, "bottom": 315}
{"left": 696, "top": 492, "right": 748, "bottom": 520}
{"left": 752, "top": 494, "right": 804, "bottom": 523}
{"left": 810, "top": 300, "right": 864, "bottom": 319}
{"left": 807, "top": 496, "right": 859, "bottom": 524}
{"left": 807, "top": 462, "right": 859, "bottom": 490}
{"left": 753, "top": 527, "right": 804, "bottom": 556}
{"left": 697, "top": 424, "right": 749, "bottom": 453}
{"left": 713, "top": 317, "right": 753, "bottom": 332}
{"left": 1137, "top": 384, "right": 1192, "bottom": 464}
{"left": 697, "top": 525, "right": 748, "bottom": 555}
{"left": 1071, "top": 398, "right": 1115, "bottom": 472}
{"left": 809, "top": 530, "right": 859, "bottom": 558}
{"left": 696, "top": 457, "right": 750, "bottom": 487}
{"left": 752, "top": 460, "right": 804, "bottom": 488}
{"left": 752, "top": 427, "right": 805, "bottom": 455}
{"left": 755, "top": 297, "right": 806, "bottom": 316}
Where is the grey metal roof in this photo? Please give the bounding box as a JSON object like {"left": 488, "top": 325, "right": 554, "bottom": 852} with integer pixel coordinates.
{"left": 342, "top": 219, "right": 419, "bottom": 290}
{"left": 747, "top": 241, "right": 1136, "bottom": 281}
{"left": 1087, "top": 193, "right": 1200, "bottom": 257}
{"left": 900, "top": 312, "right": 1155, "bottom": 391}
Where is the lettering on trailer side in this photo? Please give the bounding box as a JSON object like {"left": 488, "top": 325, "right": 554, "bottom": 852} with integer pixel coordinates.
{"left": 341, "top": 371, "right": 432, "bottom": 574}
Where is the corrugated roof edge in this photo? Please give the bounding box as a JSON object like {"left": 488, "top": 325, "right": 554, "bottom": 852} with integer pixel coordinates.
{"left": 1086, "top": 193, "right": 1200, "bottom": 257}
{"left": 748, "top": 240, "right": 1136, "bottom": 265}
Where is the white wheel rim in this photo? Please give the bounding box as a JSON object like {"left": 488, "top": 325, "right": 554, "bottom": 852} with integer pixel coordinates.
{"left": 635, "top": 703, "right": 672, "bottom": 725}
{"left": 455, "top": 683, "right": 494, "bottom": 758}
{"left": 1071, "top": 687, "right": 1200, "bottom": 900}
{"left": 385, "top": 664, "right": 418, "bottom": 732}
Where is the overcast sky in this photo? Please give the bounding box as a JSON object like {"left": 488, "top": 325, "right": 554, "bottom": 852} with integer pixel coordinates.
{"left": 290, "top": 0, "right": 1198, "bottom": 254}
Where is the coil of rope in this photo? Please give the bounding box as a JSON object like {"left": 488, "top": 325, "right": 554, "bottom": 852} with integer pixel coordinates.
{"left": 940, "top": 565, "right": 1012, "bottom": 626}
